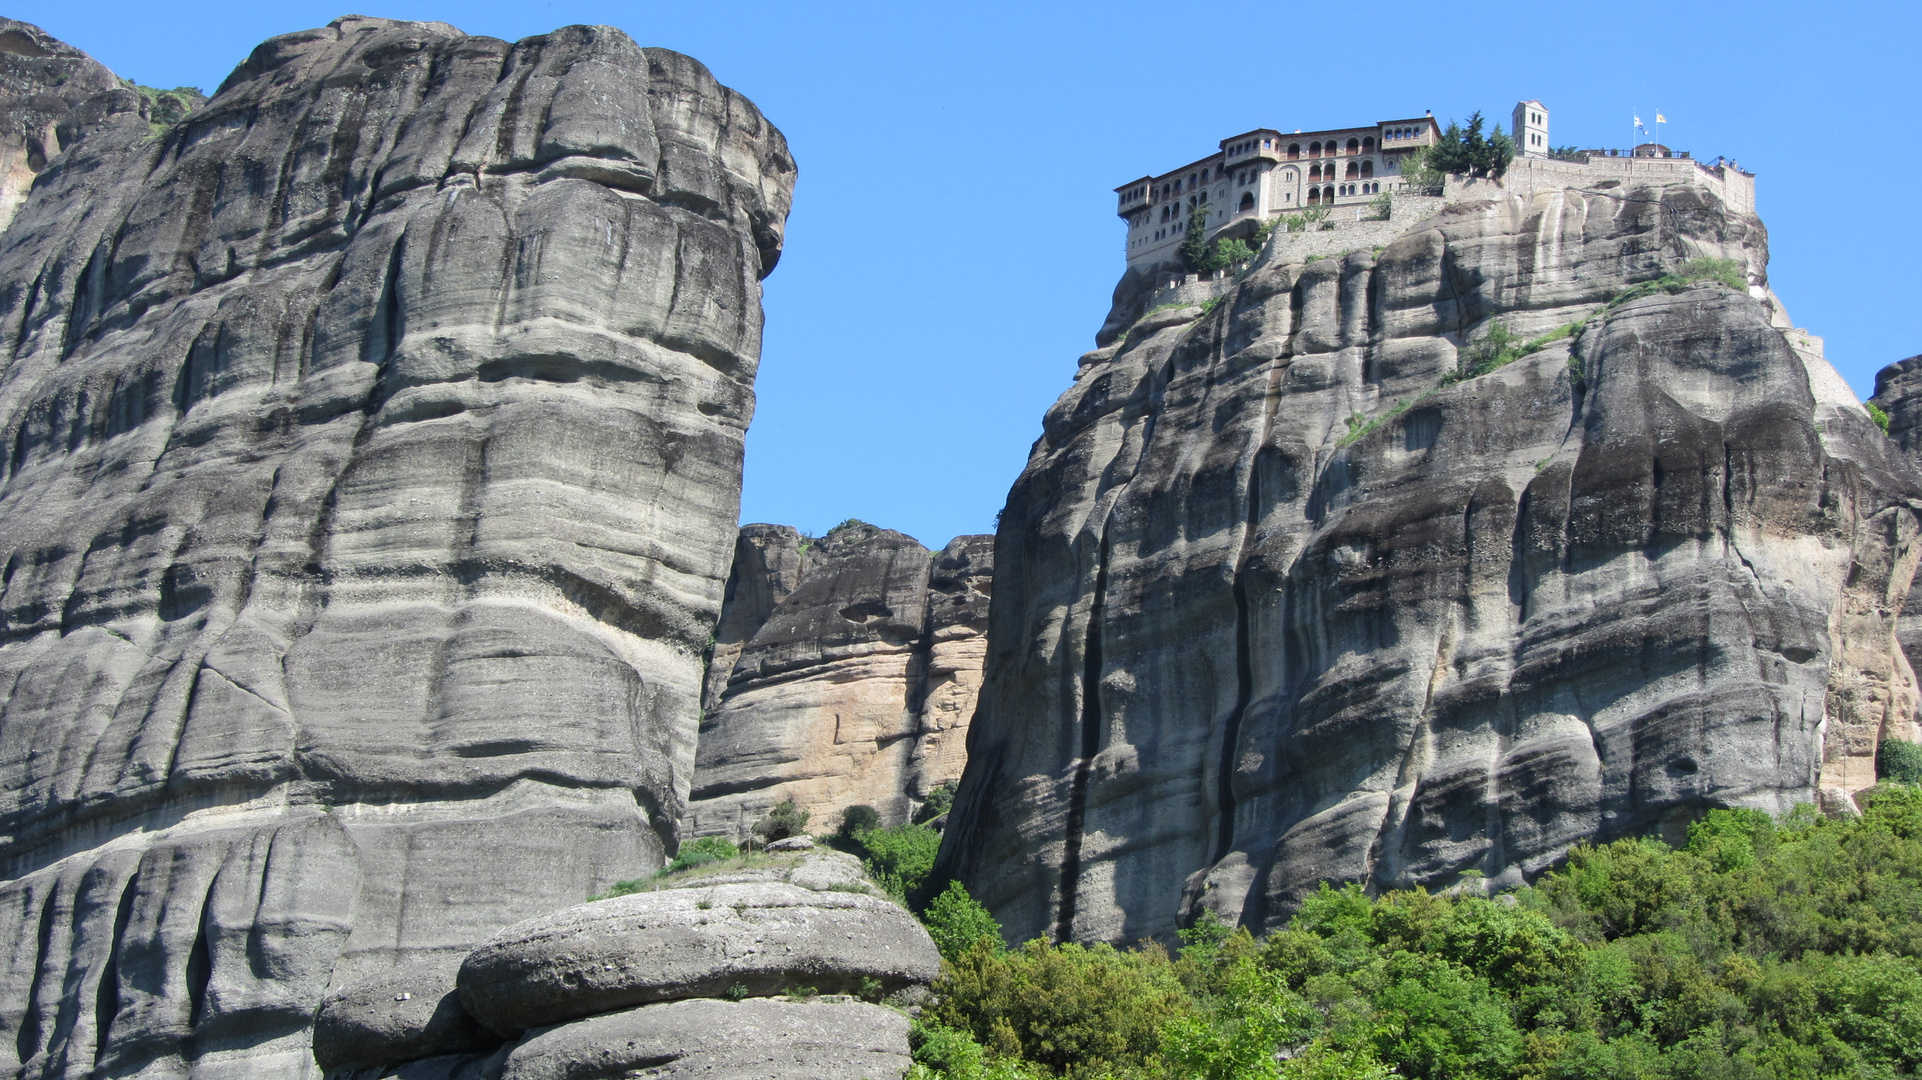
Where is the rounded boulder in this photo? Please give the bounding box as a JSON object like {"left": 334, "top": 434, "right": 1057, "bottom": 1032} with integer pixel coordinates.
{"left": 457, "top": 881, "right": 939, "bottom": 1035}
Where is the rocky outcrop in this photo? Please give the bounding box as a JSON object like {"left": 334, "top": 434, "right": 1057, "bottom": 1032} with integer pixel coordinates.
{"left": 0, "top": 17, "right": 792, "bottom": 1079}
{"left": 689, "top": 522, "right": 992, "bottom": 837}
{"left": 312, "top": 848, "right": 934, "bottom": 1079}
{"left": 0, "top": 19, "right": 123, "bottom": 234}
{"left": 939, "top": 176, "right": 1922, "bottom": 947}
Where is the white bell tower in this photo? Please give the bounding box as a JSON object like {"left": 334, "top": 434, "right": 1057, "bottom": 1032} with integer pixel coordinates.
{"left": 1512, "top": 100, "right": 1549, "bottom": 157}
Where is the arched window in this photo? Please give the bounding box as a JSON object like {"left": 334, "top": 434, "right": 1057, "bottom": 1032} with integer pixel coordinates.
{"left": 1363, "top": 137, "right": 1375, "bottom": 152}
{"left": 1309, "top": 164, "right": 1321, "bottom": 181}
{"left": 1309, "top": 141, "right": 1322, "bottom": 156}
{"left": 1288, "top": 143, "right": 1300, "bottom": 159}
{"left": 1324, "top": 185, "right": 1335, "bottom": 202}
{"left": 1307, "top": 187, "right": 1321, "bottom": 205}
{"left": 1239, "top": 192, "right": 1255, "bottom": 211}
{"left": 1347, "top": 138, "right": 1360, "bottom": 153}
{"left": 1360, "top": 160, "right": 1374, "bottom": 178}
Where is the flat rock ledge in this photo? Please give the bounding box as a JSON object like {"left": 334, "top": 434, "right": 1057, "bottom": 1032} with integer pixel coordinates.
{"left": 459, "top": 881, "right": 939, "bottom": 1036}
{"left": 500, "top": 998, "right": 912, "bottom": 1080}
{"left": 313, "top": 853, "right": 934, "bottom": 1079}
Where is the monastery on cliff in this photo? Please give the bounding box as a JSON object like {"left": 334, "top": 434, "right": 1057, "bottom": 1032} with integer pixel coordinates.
{"left": 1116, "top": 100, "right": 1756, "bottom": 270}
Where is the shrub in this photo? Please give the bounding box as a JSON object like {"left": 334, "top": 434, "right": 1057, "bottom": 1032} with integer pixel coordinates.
{"left": 1880, "top": 738, "right": 1922, "bottom": 785}
{"left": 1180, "top": 203, "right": 1214, "bottom": 273}
{"left": 934, "top": 938, "right": 1193, "bottom": 1077}
{"left": 861, "top": 822, "right": 941, "bottom": 899}
{"left": 925, "top": 880, "right": 1007, "bottom": 961}
{"left": 1869, "top": 401, "right": 1893, "bottom": 435}
{"left": 589, "top": 878, "right": 647, "bottom": 901}
{"left": 664, "top": 834, "right": 739, "bottom": 875}
{"left": 753, "top": 799, "right": 810, "bottom": 843}
{"left": 916, "top": 780, "right": 959, "bottom": 824}
{"left": 839, "top": 803, "right": 881, "bottom": 841}
{"left": 1367, "top": 192, "right": 1392, "bottom": 221}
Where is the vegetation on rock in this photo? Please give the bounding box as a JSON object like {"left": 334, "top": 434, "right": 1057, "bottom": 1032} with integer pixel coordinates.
{"left": 908, "top": 787, "right": 1922, "bottom": 1079}
{"left": 754, "top": 798, "right": 811, "bottom": 842}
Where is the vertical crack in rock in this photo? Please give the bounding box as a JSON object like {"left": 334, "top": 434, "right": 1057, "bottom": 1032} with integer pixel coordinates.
{"left": 1056, "top": 521, "right": 1111, "bottom": 942}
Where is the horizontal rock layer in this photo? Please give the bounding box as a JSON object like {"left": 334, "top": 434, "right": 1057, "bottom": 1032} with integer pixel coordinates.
{"left": 0, "top": 16, "right": 791, "bottom": 1079}
{"left": 940, "top": 176, "right": 1922, "bottom": 947}
{"left": 500, "top": 998, "right": 911, "bottom": 1080}
{"left": 689, "top": 522, "right": 992, "bottom": 835}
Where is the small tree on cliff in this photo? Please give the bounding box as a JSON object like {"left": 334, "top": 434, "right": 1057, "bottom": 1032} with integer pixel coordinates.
{"left": 1179, "top": 201, "right": 1213, "bottom": 273}
{"left": 1425, "top": 111, "right": 1514, "bottom": 180}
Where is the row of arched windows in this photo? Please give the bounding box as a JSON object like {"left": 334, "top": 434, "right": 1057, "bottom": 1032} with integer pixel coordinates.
{"left": 1285, "top": 136, "right": 1377, "bottom": 160}
{"left": 1306, "top": 160, "right": 1376, "bottom": 182}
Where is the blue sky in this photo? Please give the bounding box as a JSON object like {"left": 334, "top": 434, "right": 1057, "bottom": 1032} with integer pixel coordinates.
{"left": 20, "top": 0, "right": 1920, "bottom": 548}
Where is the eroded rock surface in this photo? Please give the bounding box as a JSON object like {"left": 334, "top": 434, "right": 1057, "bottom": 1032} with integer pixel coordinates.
{"left": 0, "top": 19, "right": 124, "bottom": 234}
{"left": 939, "top": 178, "right": 1922, "bottom": 947}
{"left": 0, "top": 16, "right": 792, "bottom": 1078}
{"left": 689, "top": 522, "right": 992, "bottom": 836}
{"left": 500, "top": 998, "right": 911, "bottom": 1080}
{"left": 458, "top": 875, "right": 938, "bottom": 1035}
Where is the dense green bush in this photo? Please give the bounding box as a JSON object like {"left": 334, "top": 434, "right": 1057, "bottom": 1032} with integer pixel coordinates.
{"left": 860, "top": 821, "right": 941, "bottom": 899}
{"left": 1880, "top": 739, "right": 1922, "bottom": 784}
{"left": 753, "top": 798, "right": 810, "bottom": 842}
{"left": 917, "top": 780, "right": 960, "bottom": 824}
{"left": 925, "top": 880, "right": 1007, "bottom": 961}
{"left": 913, "top": 791, "right": 1922, "bottom": 1079}
{"left": 1423, "top": 112, "right": 1514, "bottom": 179}
{"left": 665, "top": 834, "right": 738, "bottom": 874}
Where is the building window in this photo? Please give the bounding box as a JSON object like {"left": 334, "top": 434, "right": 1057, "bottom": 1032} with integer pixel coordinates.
{"left": 1363, "top": 136, "right": 1375, "bottom": 152}
{"left": 1307, "top": 188, "right": 1320, "bottom": 205}
{"left": 1288, "top": 143, "right": 1300, "bottom": 159}
{"left": 1346, "top": 162, "right": 1359, "bottom": 179}
{"left": 1239, "top": 192, "right": 1255, "bottom": 211}
{"left": 1360, "top": 160, "right": 1373, "bottom": 178}
{"left": 1347, "top": 138, "right": 1361, "bottom": 153}
{"left": 1309, "top": 141, "right": 1321, "bottom": 156}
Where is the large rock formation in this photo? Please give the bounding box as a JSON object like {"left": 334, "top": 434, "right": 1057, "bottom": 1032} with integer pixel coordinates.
{"left": 0, "top": 16, "right": 792, "bottom": 1079}
{"left": 313, "top": 846, "right": 936, "bottom": 1079}
{"left": 0, "top": 18, "right": 124, "bottom": 234}
{"left": 939, "top": 179, "right": 1922, "bottom": 947}
{"left": 689, "top": 522, "right": 992, "bottom": 836}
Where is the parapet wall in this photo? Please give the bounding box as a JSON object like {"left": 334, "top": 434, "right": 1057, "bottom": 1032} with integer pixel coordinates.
{"left": 1451, "top": 153, "right": 1756, "bottom": 215}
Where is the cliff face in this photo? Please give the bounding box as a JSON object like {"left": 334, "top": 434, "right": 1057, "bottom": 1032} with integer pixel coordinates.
{"left": 689, "top": 523, "right": 992, "bottom": 837}
{"left": 939, "top": 181, "right": 1922, "bottom": 947}
{"left": 0, "top": 17, "right": 791, "bottom": 1079}
{"left": 0, "top": 18, "right": 124, "bottom": 234}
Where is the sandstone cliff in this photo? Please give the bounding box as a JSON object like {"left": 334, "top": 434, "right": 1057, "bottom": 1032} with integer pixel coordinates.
{"left": 0, "top": 17, "right": 791, "bottom": 1079}
{"left": 0, "top": 18, "right": 124, "bottom": 234}
{"left": 689, "top": 522, "right": 992, "bottom": 837}
{"left": 939, "top": 181, "right": 1922, "bottom": 947}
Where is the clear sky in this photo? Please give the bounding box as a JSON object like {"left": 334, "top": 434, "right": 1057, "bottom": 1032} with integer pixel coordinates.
{"left": 18, "top": 0, "right": 1920, "bottom": 549}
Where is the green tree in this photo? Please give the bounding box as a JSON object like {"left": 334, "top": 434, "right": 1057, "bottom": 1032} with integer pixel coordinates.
{"left": 1879, "top": 738, "right": 1922, "bottom": 784}
{"left": 839, "top": 803, "right": 881, "bottom": 840}
{"left": 916, "top": 780, "right": 959, "bottom": 824}
{"left": 935, "top": 938, "right": 1193, "bottom": 1078}
{"left": 753, "top": 798, "right": 810, "bottom": 843}
{"left": 925, "top": 880, "right": 1006, "bottom": 961}
{"left": 861, "top": 822, "right": 941, "bottom": 899}
{"left": 1180, "top": 201, "right": 1214, "bottom": 273}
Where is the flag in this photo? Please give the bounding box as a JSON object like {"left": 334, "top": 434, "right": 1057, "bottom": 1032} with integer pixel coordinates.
{"left": 1656, "top": 113, "right": 1667, "bottom": 123}
{"left": 1634, "top": 115, "right": 1642, "bottom": 125}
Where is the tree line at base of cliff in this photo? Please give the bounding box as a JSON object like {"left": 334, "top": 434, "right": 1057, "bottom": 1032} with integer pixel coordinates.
{"left": 908, "top": 777, "right": 1922, "bottom": 1080}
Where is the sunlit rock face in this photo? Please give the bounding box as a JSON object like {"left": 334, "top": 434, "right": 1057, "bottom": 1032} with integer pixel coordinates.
{"left": 689, "top": 523, "right": 993, "bottom": 837}
{"left": 0, "top": 18, "right": 122, "bottom": 234}
{"left": 939, "top": 182, "right": 1922, "bottom": 947}
{"left": 0, "top": 16, "right": 792, "bottom": 1078}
